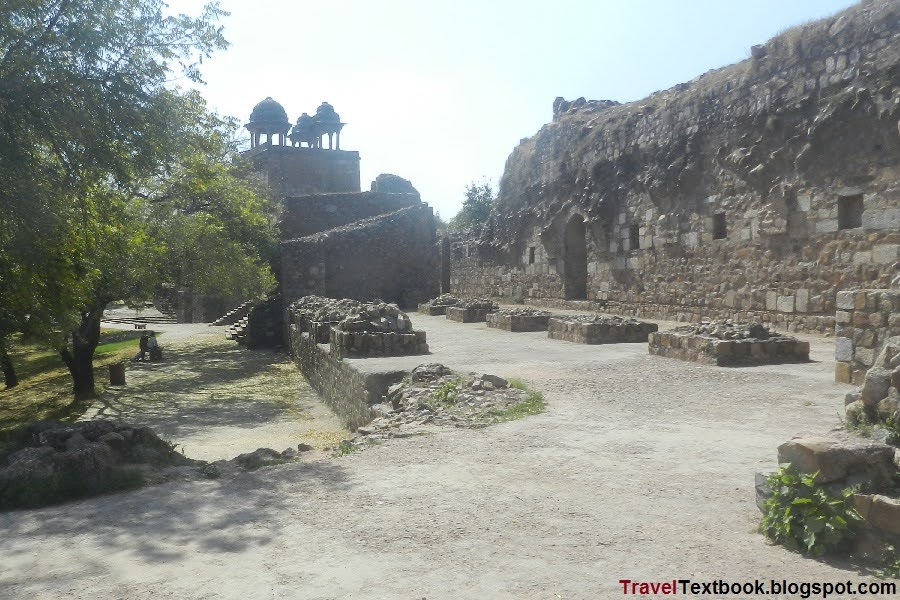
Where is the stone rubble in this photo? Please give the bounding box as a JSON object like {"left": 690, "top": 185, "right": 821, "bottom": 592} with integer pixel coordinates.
{"left": 672, "top": 320, "right": 772, "bottom": 340}
{"left": 339, "top": 364, "right": 531, "bottom": 451}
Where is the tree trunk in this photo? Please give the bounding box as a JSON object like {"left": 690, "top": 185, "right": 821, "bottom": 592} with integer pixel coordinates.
{"left": 0, "top": 339, "right": 17, "bottom": 388}
{"left": 59, "top": 305, "right": 103, "bottom": 398}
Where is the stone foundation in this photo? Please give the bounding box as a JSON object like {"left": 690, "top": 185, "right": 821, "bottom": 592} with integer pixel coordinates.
{"left": 649, "top": 331, "right": 810, "bottom": 366}
{"left": 330, "top": 329, "right": 428, "bottom": 359}
{"left": 487, "top": 313, "right": 552, "bottom": 332}
{"left": 547, "top": 317, "right": 658, "bottom": 344}
{"left": 446, "top": 307, "right": 495, "bottom": 323}
{"left": 289, "top": 324, "right": 405, "bottom": 430}
{"left": 418, "top": 303, "right": 448, "bottom": 316}
{"left": 834, "top": 288, "right": 900, "bottom": 384}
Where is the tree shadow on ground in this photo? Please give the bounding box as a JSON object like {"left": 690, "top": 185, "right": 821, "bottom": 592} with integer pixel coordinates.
{"left": 87, "top": 338, "right": 344, "bottom": 448}
{"left": 0, "top": 457, "right": 354, "bottom": 589}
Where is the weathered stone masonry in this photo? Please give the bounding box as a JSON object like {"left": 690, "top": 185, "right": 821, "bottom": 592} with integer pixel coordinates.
{"left": 834, "top": 288, "right": 900, "bottom": 383}
{"left": 449, "top": 0, "right": 900, "bottom": 334}
{"left": 281, "top": 204, "right": 439, "bottom": 308}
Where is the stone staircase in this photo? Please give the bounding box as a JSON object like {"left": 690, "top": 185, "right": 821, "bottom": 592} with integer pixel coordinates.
{"left": 210, "top": 300, "right": 256, "bottom": 327}
{"left": 225, "top": 315, "right": 249, "bottom": 345}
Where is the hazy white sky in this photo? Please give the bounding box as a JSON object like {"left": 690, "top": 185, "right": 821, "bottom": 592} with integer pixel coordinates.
{"left": 167, "top": 0, "right": 857, "bottom": 219}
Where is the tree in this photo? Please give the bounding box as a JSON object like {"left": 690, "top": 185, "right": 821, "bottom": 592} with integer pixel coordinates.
{"left": 0, "top": 0, "right": 229, "bottom": 396}
{"left": 449, "top": 182, "right": 494, "bottom": 231}
{"left": 142, "top": 96, "right": 278, "bottom": 300}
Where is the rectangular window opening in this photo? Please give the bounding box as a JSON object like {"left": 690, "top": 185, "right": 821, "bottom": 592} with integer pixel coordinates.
{"left": 713, "top": 213, "right": 727, "bottom": 240}
{"left": 837, "top": 195, "right": 863, "bottom": 230}
{"left": 528, "top": 247, "right": 536, "bottom": 264}
{"left": 629, "top": 224, "right": 640, "bottom": 250}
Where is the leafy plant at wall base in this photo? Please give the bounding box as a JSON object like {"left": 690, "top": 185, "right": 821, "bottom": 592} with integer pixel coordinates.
{"left": 884, "top": 413, "right": 900, "bottom": 446}
{"left": 761, "top": 465, "right": 862, "bottom": 556}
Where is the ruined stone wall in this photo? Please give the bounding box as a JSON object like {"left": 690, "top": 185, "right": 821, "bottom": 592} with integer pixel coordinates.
{"left": 450, "top": 0, "right": 900, "bottom": 334}
{"left": 835, "top": 288, "right": 900, "bottom": 384}
{"left": 247, "top": 146, "right": 360, "bottom": 196}
{"left": 280, "top": 191, "right": 420, "bottom": 239}
{"left": 289, "top": 325, "right": 405, "bottom": 430}
{"left": 281, "top": 205, "right": 440, "bottom": 308}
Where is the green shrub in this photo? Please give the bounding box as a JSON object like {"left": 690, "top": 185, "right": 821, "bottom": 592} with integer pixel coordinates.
{"left": 332, "top": 441, "right": 358, "bottom": 457}
{"left": 432, "top": 380, "right": 459, "bottom": 405}
{"left": 761, "top": 465, "right": 862, "bottom": 556}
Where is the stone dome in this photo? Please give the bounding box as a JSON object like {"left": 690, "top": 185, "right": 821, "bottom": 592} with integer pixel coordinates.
{"left": 314, "top": 102, "right": 340, "bottom": 123}
{"left": 247, "top": 97, "right": 289, "bottom": 131}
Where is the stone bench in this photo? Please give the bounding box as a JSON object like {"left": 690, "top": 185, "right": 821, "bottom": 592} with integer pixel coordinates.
{"left": 548, "top": 317, "right": 657, "bottom": 344}
{"left": 648, "top": 331, "right": 809, "bottom": 366}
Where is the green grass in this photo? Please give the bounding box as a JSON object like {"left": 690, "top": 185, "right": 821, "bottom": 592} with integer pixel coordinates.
{"left": 490, "top": 378, "right": 546, "bottom": 423}
{"left": 332, "top": 440, "right": 359, "bottom": 457}
{"left": 0, "top": 330, "right": 157, "bottom": 434}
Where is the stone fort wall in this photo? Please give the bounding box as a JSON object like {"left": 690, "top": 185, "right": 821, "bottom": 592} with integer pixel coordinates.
{"left": 449, "top": 0, "right": 900, "bottom": 334}
{"left": 248, "top": 145, "right": 361, "bottom": 196}
{"left": 280, "top": 191, "right": 420, "bottom": 239}
{"left": 281, "top": 204, "right": 440, "bottom": 308}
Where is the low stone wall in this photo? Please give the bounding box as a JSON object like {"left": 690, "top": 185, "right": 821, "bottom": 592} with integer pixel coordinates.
{"left": 446, "top": 307, "right": 495, "bottom": 323}
{"left": 289, "top": 324, "right": 405, "bottom": 430}
{"left": 548, "top": 317, "right": 657, "bottom": 344}
{"left": 834, "top": 288, "right": 900, "bottom": 384}
{"left": 418, "top": 303, "right": 448, "bottom": 316}
{"left": 486, "top": 313, "right": 551, "bottom": 332}
{"left": 329, "top": 329, "right": 428, "bottom": 359}
{"left": 530, "top": 297, "right": 837, "bottom": 335}
{"left": 649, "top": 331, "right": 809, "bottom": 366}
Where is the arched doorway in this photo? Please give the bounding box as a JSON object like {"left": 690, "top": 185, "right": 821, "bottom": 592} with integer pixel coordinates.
{"left": 564, "top": 215, "right": 588, "bottom": 300}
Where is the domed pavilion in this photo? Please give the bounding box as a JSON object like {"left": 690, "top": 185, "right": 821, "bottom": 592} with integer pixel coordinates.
{"left": 245, "top": 97, "right": 290, "bottom": 148}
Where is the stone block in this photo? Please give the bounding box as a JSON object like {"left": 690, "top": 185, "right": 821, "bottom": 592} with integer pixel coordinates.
{"left": 835, "top": 310, "right": 851, "bottom": 324}
{"left": 795, "top": 289, "right": 810, "bottom": 313}
{"left": 777, "top": 437, "right": 896, "bottom": 485}
{"left": 446, "top": 307, "right": 494, "bottom": 323}
{"left": 777, "top": 295, "right": 795, "bottom": 313}
{"left": 862, "top": 208, "right": 900, "bottom": 231}
{"left": 867, "top": 495, "right": 900, "bottom": 536}
{"left": 835, "top": 361, "right": 852, "bottom": 383}
{"left": 835, "top": 337, "right": 853, "bottom": 362}
{"left": 815, "top": 219, "right": 838, "bottom": 233}
{"left": 855, "top": 346, "right": 876, "bottom": 367}
{"left": 872, "top": 244, "right": 900, "bottom": 265}
{"left": 860, "top": 367, "right": 892, "bottom": 406}
{"left": 836, "top": 291, "right": 856, "bottom": 310}
{"left": 766, "top": 291, "right": 777, "bottom": 311}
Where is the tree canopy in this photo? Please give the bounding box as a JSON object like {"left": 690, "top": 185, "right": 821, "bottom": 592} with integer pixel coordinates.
{"left": 449, "top": 182, "right": 494, "bottom": 232}
{"left": 0, "top": 1, "right": 275, "bottom": 395}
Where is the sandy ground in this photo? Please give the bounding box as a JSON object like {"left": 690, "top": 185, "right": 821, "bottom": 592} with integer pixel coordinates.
{"left": 1, "top": 314, "right": 896, "bottom": 599}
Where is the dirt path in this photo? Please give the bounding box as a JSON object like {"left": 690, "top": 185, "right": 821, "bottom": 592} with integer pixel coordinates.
{"left": 1, "top": 315, "right": 895, "bottom": 599}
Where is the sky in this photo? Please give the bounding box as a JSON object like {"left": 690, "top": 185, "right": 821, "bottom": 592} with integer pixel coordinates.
{"left": 166, "top": 0, "right": 858, "bottom": 220}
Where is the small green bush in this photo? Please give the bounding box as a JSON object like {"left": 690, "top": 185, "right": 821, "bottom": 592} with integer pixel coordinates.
{"left": 432, "top": 380, "right": 459, "bottom": 405}
{"left": 333, "top": 441, "right": 358, "bottom": 457}
{"left": 761, "top": 465, "right": 862, "bottom": 556}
